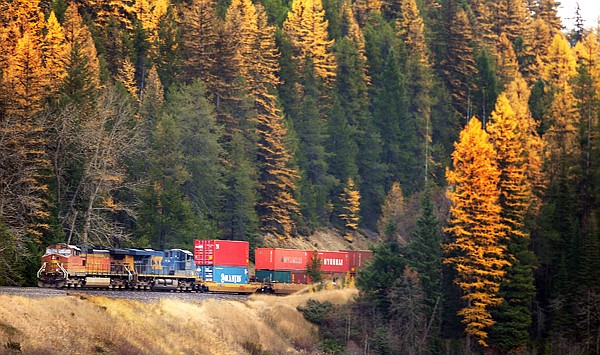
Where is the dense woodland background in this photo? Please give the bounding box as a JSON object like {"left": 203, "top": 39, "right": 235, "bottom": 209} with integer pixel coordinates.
{"left": 1, "top": 0, "right": 600, "bottom": 353}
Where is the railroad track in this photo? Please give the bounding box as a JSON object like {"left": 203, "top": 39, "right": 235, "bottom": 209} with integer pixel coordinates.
{"left": 0, "top": 286, "right": 248, "bottom": 302}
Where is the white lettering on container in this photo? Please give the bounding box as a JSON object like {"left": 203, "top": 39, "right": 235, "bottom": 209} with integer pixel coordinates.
{"left": 322, "top": 258, "right": 344, "bottom": 266}
{"left": 221, "top": 273, "right": 242, "bottom": 283}
{"left": 281, "top": 256, "right": 303, "bottom": 264}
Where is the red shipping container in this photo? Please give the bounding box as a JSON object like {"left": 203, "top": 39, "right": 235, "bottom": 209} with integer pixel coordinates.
{"left": 318, "top": 251, "right": 349, "bottom": 273}
{"left": 194, "top": 240, "right": 249, "bottom": 267}
{"left": 255, "top": 248, "right": 310, "bottom": 271}
{"left": 343, "top": 250, "right": 373, "bottom": 273}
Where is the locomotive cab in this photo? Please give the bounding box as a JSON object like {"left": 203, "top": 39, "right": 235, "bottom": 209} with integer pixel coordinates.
{"left": 37, "top": 244, "right": 84, "bottom": 288}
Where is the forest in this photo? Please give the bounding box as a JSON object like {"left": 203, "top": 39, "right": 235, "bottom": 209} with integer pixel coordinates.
{"left": 1, "top": 0, "right": 600, "bottom": 353}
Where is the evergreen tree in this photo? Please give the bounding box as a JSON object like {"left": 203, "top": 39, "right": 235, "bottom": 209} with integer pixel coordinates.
{"left": 306, "top": 250, "right": 323, "bottom": 283}
{"left": 166, "top": 80, "right": 225, "bottom": 237}
{"left": 444, "top": 117, "right": 508, "bottom": 348}
{"left": 220, "top": 132, "right": 259, "bottom": 240}
{"left": 406, "top": 185, "right": 442, "bottom": 350}
{"left": 137, "top": 111, "right": 198, "bottom": 249}
{"left": 473, "top": 48, "right": 499, "bottom": 127}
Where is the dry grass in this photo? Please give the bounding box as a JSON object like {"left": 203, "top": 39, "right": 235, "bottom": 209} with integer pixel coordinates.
{"left": 0, "top": 287, "right": 358, "bottom": 354}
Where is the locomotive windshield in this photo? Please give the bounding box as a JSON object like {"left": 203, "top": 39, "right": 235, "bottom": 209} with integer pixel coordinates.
{"left": 45, "top": 247, "right": 71, "bottom": 256}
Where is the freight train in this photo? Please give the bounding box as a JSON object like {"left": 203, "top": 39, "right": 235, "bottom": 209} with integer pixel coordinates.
{"left": 37, "top": 240, "right": 372, "bottom": 294}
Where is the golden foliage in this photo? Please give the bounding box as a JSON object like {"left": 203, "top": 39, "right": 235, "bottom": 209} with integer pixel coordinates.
{"left": 396, "top": 0, "right": 428, "bottom": 63}
{"left": 377, "top": 181, "right": 405, "bottom": 240}
{"left": 340, "top": 178, "right": 361, "bottom": 232}
{"left": 3, "top": 31, "right": 46, "bottom": 116}
{"left": 445, "top": 118, "right": 508, "bottom": 347}
{"left": 283, "top": 0, "right": 337, "bottom": 84}
{"left": 63, "top": 3, "right": 101, "bottom": 86}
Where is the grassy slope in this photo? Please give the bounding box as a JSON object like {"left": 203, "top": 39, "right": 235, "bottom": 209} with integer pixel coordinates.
{"left": 0, "top": 288, "right": 358, "bottom": 354}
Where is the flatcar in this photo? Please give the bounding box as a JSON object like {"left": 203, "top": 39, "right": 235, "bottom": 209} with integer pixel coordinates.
{"left": 37, "top": 244, "right": 197, "bottom": 291}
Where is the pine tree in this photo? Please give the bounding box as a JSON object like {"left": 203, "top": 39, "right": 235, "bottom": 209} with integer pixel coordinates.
{"left": 473, "top": 48, "right": 499, "bottom": 126}
{"left": 220, "top": 132, "right": 259, "bottom": 240}
{"left": 166, "top": 80, "right": 225, "bottom": 237}
{"left": 137, "top": 111, "right": 198, "bottom": 249}
{"left": 152, "top": 4, "right": 181, "bottom": 89}
{"left": 290, "top": 58, "right": 335, "bottom": 227}
{"left": 444, "top": 117, "right": 508, "bottom": 348}
{"left": 406, "top": 185, "right": 442, "bottom": 349}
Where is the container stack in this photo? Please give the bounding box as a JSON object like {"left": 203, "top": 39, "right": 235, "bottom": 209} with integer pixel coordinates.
{"left": 255, "top": 248, "right": 311, "bottom": 284}
{"left": 255, "top": 248, "right": 373, "bottom": 284}
{"left": 193, "top": 240, "right": 249, "bottom": 284}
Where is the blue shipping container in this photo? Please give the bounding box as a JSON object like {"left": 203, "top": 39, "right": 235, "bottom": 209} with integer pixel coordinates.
{"left": 197, "top": 265, "right": 249, "bottom": 284}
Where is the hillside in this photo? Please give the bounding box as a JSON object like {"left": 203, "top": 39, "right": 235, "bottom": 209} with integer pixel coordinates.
{"left": 0, "top": 289, "right": 358, "bottom": 354}
{"left": 259, "top": 229, "right": 380, "bottom": 252}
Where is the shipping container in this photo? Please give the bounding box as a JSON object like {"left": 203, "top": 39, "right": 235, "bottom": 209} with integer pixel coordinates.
{"left": 290, "top": 270, "right": 309, "bottom": 284}
{"left": 256, "top": 270, "right": 292, "bottom": 283}
{"left": 255, "top": 248, "right": 309, "bottom": 271}
{"left": 197, "top": 265, "right": 249, "bottom": 284}
{"left": 318, "top": 251, "right": 350, "bottom": 273}
{"left": 194, "top": 240, "right": 249, "bottom": 267}
{"left": 343, "top": 250, "right": 373, "bottom": 273}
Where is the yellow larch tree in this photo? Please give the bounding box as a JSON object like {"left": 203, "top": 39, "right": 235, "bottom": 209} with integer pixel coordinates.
{"left": 352, "top": 0, "right": 381, "bottom": 27}
{"left": 226, "top": 0, "right": 301, "bottom": 240}
{"left": 541, "top": 33, "right": 580, "bottom": 182}
{"left": 396, "top": 0, "right": 429, "bottom": 64}
{"left": 487, "top": 93, "right": 530, "bottom": 236}
{"left": 574, "top": 32, "right": 600, "bottom": 99}
{"left": 340, "top": 177, "right": 361, "bottom": 233}
{"left": 486, "top": 90, "right": 538, "bottom": 352}
{"left": 63, "top": 3, "right": 101, "bottom": 87}
{"left": 444, "top": 117, "right": 508, "bottom": 348}
{"left": 376, "top": 181, "right": 405, "bottom": 241}
{"left": 43, "top": 11, "right": 67, "bottom": 96}
{"left": 496, "top": 32, "right": 519, "bottom": 90}
{"left": 133, "top": 0, "right": 169, "bottom": 58}
{"left": 181, "top": 0, "right": 219, "bottom": 84}
{"left": 341, "top": 1, "right": 369, "bottom": 82}
{"left": 3, "top": 31, "right": 47, "bottom": 117}
{"left": 504, "top": 73, "right": 545, "bottom": 213}
{"left": 116, "top": 57, "right": 140, "bottom": 102}
{"left": 283, "top": 0, "right": 337, "bottom": 85}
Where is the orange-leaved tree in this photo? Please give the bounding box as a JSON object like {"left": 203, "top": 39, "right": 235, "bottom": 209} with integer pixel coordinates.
{"left": 444, "top": 117, "right": 509, "bottom": 348}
